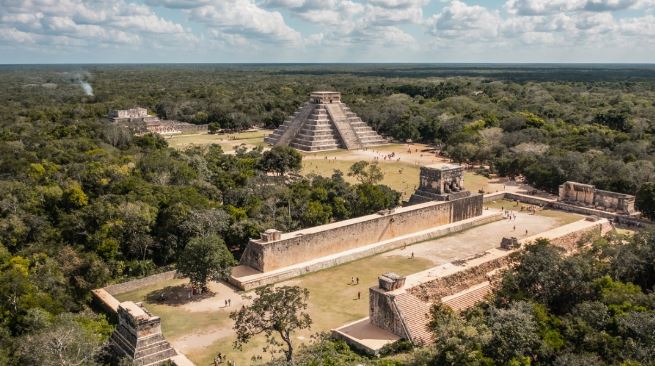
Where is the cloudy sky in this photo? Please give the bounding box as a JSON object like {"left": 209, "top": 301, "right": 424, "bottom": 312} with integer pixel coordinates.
{"left": 1, "top": 0, "right": 654, "bottom": 63}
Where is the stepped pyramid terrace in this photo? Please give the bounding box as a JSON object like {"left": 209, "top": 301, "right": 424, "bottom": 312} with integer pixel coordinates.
{"left": 265, "top": 91, "right": 387, "bottom": 151}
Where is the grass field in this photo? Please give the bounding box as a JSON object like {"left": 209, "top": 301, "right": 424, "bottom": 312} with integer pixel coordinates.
{"left": 302, "top": 158, "right": 493, "bottom": 200}
{"left": 116, "top": 254, "right": 433, "bottom": 365}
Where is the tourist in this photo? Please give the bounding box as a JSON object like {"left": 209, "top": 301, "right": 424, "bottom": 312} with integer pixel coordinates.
{"left": 224, "top": 299, "right": 227, "bottom": 307}
{"left": 356, "top": 277, "right": 359, "bottom": 285}
{"left": 411, "top": 252, "right": 414, "bottom": 259}
{"left": 357, "top": 291, "right": 361, "bottom": 300}
{"left": 351, "top": 276, "right": 354, "bottom": 284}
{"left": 513, "top": 225, "right": 516, "bottom": 231}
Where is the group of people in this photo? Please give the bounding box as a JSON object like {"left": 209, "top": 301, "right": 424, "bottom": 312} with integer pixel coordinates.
{"left": 350, "top": 277, "right": 362, "bottom": 300}
{"left": 214, "top": 352, "right": 234, "bottom": 365}
{"left": 501, "top": 207, "right": 517, "bottom": 221}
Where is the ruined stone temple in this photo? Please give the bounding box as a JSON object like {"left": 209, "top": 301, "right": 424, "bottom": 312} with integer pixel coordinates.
{"left": 559, "top": 181, "right": 637, "bottom": 215}
{"left": 109, "top": 301, "right": 177, "bottom": 365}
{"left": 264, "top": 91, "right": 386, "bottom": 151}
{"left": 408, "top": 164, "right": 470, "bottom": 204}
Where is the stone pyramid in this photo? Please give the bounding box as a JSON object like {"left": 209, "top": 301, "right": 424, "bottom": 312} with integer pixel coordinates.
{"left": 265, "top": 91, "right": 386, "bottom": 151}
{"left": 110, "top": 301, "right": 178, "bottom": 365}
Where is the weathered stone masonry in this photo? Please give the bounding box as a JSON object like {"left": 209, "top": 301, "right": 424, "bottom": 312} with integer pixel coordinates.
{"left": 240, "top": 194, "right": 483, "bottom": 272}
{"left": 559, "top": 181, "right": 637, "bottom": 215}
{"left": 409, "top": 164, "right": 470, "bottom": 204}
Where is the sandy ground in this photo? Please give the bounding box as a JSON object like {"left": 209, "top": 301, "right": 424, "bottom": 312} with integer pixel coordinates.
{"left": 383, "top": 208, "right": 575, "bottom": 264}
{"left": 180, "top": 281, "right": 249, "bottom": 313}
{"left": 302, "top": 143, "right": 447, "bottom": 166}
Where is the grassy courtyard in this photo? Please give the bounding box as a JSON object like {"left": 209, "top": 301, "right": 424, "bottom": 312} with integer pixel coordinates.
{"left": 302, "top": 158, "right": 493, "bottom": 200}
{"left": 116, "top": 254, "right": 433, "bottom": 365}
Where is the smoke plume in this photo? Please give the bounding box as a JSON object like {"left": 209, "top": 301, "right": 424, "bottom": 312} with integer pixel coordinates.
{"left": 80, "top": 81, "right": 93, "bottom": 96}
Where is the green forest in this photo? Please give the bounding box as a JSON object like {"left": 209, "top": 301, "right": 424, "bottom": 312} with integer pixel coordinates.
{"left": 0, "top": 64, "right": 654, "bottom": 365}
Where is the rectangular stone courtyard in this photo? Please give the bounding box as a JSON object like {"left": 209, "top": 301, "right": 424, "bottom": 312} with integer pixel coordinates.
{"left": 114, "top": 202, "right": 580, "bottom": 365}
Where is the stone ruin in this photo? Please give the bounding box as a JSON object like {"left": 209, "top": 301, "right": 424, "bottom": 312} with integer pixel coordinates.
{"left": 408, "top": 164, "right": 470, "bottom": 204}
{"left": 109, "top": 108, "right": 206, "bottom": 136}
{"left": 109, "top": 301, "right": 177, "bottom": 366}
{"left": 500, "top": 236, "right": 520, "bottom": 250}
{"left": 558, "top": 181, "right": 637, "bottom": 215}
{"left": 378, "top": 272, "right": 406, "bottom": 291}
{"left": 264, "top": 91, "right": 386, "bottom": 151}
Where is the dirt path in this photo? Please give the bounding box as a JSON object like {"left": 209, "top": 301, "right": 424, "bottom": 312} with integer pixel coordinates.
{"left": 172, "top": 327, "right": 234, "bottom": 352}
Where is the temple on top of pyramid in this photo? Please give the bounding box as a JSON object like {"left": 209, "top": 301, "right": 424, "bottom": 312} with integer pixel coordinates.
{"left": 264, "top": 91, "right": 387, "bottom": 151}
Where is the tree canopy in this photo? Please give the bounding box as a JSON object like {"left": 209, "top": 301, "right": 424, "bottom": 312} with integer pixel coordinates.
{"left": 230, "top": 285, "right": 312, "bottom": 362}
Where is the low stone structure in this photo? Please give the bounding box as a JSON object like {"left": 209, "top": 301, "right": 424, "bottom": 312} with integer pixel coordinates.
{"left": 408, "top": 164, "right": 470, "bottom": 204}
{"left": 558, "top": 181, "right": 637, "bottom": 215}
{"left": 239, "top": 194, "right": 483, "bottom": 273}
{"left": 334, "top": 217, "right": 614, "bottom": 354}
{"left": 109, "top": 301, "right": 177, "bottom": 365}
{"left": 109, "top": 107, "right": 207, "bottom": 136}
{"left": 265, "top": 91, "right": 386, "bottom": 151}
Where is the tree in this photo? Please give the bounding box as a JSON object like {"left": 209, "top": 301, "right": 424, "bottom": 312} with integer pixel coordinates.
{"left": 208, "top": 122, "right": 220, "bottom": 134}
{"left": 347, "top": 161, "right": 384, "bottom": 184}
{"left": 427, "top": 303, "right": 491, "bottom": 365}
{"left": 176, "top": 235, "right": 235, "bottom": 291}
{"left": 17, "top": 312, "right": 111, "bottom": 366}
{"left": 636, "top": 182, "right": 655, "bottom": 220}
{"left": 230, "top": 285, "right": 312, "bottom": 363}
{"left": 485, "top": 301, "right": 541, "bottom": 364}
{"left": 259, "top": 146, "right": 302, "bottom": 176}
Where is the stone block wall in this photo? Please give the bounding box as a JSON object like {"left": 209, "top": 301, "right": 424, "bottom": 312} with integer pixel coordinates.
{"left": 559, "top": 181, "right": 636, "bottom": 214}
{"left": 407, "top": 255, "right": 512, "bottom": 303}
{"left": 369, "top": 288, "right": 409, "bottom": 340}
{"left": 104, "top": 270, "right": 177, "bottom": 295}
{"left": 240, "top": 194, "right": 483, "bottom": 272}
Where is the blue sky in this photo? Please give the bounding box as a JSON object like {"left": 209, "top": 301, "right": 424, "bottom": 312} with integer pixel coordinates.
{"left": 1, "top": 0, "right": 654, "bottom": 63}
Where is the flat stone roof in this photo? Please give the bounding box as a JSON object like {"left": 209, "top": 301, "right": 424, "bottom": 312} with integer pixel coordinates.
{"left": 332, "top": 317, "right": 399, "bottom": 353}
{"left": 120, "top": 301, "right": 150, "bottom": 321}
{"left": 422, "top": 163, "right": 461, "bottom": 170}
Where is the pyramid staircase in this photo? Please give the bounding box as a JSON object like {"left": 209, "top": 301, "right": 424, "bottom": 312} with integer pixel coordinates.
{"left": 265, "top": 91, "right": 386, "bottom": 151}
{"left": 109, "top": 302, "right": 178, "bottom": 366}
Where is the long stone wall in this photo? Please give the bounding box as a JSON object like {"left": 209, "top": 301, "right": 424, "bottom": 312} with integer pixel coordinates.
{"left": 104, "top": 270, "right": 177, "bottom": 295}
{"left": 366, "top": 218, "right": 613, "bottom": 344}
{"left": 240, "top": 194, "right": 483, "bottom": 272}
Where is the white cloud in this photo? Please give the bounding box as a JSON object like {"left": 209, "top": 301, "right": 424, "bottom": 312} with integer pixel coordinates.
{"left": 189, "top": 1, "right": 301, "bottom": 44}
{"left": 505, "top": 0, "right": 644, "bottom": 15}
{"left": 0, "top": 0, "right": 190, "bottom": 49}
{"left": 428, "top": 1, "right": 501, "bottom": 40}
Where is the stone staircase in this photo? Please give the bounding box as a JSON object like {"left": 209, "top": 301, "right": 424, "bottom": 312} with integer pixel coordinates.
{"left": 392, "top": 293, "right": 432, "bottom": 345}
{"left": 109, "top": 301, "right": 178, "bottom": 366}
{"left": 289, "top": 105, "right": 341, "bottom": 151}
{"left": 264, "top": 102, "right": 313, "bottom": 146}
{"left": 325, "top": 103, "right": 363, "bottom": 150}
{"left": 110, "top": 326, "right": 177, "bottom": 366}
{"left": 441, "top": 281, "right": 492, "bottom": 312}
{"left": 341, "top": 106, "right": 387, "bottom": 147}
{"left": 266, "top": 92, "right": 387, "bottom": 151}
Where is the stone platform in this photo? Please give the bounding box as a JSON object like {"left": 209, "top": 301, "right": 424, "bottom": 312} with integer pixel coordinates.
{"left": 333, "top": 217, "right": 613, "bottom": 353}
{"left": 229, "top": 210, "right": 502, "bottom": 290}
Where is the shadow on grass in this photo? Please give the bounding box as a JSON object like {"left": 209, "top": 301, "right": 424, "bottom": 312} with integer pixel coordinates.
{"left": 145, "top": 285, "right": 215, "bottom": 306}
